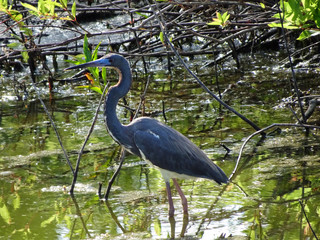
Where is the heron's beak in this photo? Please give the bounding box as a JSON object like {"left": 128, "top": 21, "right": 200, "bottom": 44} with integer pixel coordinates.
{"left": 65, "top": 58, "right": 111, "bottom": 70}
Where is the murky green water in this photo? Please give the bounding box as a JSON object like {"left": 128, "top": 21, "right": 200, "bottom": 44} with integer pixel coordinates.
{"left": 1, "top": 52, "right": 319, "bottom": 239}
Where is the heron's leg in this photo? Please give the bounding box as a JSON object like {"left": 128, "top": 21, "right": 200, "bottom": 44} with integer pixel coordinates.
{"left": 165, "top": 181, "right": 175, "bottom": 217}
{"left": 172, "top": 178, "right": 188, "bottom": 215}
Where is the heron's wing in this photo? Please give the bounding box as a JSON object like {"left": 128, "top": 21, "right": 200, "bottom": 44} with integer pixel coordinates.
{"left": 133, "top": 122, "right": 228, "bottom": 184}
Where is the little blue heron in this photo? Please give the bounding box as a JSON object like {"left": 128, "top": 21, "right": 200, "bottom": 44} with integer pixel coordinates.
{"left": 66, "top": 54, "right": 229, "bottom": 217}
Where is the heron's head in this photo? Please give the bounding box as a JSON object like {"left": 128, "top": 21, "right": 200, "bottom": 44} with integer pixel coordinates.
{"left": 65, "top": 53, "right": 126, "bottom": 70}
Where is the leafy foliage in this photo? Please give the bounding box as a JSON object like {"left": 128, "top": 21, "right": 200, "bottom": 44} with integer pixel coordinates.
{"left": 67, "top": 35, "right": 107, "bottom": 94}
{"left": 0, "top": 0, "right": 77, "bottom": 63}
{"left": 207, "top": 11, "right": 230, "bottom": 28}
{"left": 269, "top": 0, "right": 320, "bottom": 40}
{"left": 20, "top": 0, "right": 76, "bottom": 20}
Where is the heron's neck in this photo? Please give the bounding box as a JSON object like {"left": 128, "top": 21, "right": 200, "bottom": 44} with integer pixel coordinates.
{"left": 104, "top": 64, "right": 132, "bottom": 146}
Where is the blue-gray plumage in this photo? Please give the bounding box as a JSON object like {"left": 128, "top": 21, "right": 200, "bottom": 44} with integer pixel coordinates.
{"left": 66, "top": 53, "right": 229, "bottom": 217}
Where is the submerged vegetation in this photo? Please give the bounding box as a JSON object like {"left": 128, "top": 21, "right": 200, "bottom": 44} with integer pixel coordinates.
{"left": 0, "top": 0, "right": 320, "bottom": 239}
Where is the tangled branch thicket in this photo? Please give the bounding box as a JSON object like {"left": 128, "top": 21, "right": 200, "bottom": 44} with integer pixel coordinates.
{"left": 1, "top": 0, "right": 319, "bottom": 130}
{"left": 1, "top": 0, "right": 314, "bottom": 70}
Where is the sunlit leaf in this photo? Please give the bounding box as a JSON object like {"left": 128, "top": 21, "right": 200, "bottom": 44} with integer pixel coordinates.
{"left": 59, "top": 0, "right": 67, "bottom": 7}
{"left": 102, "top": 67, "right": 107, "bottom": 85}
{"left": 0, "top": 0, "right": 8, "bottom": 9}
{"left": 135, "top": 11, "right": 148, "bottom": 19}
{"left": 9, "top": 10, "right": 23, "bottom": 22}
{"left": 76, "top": 85, "right": 103, "bottom": 94}
{"left": 7, "top": 42, "right": 21, "bottom": 48}
{"left": 222, "top": 11, "right": 230, "bottom": 22}
{"left": 207, "top": 19, "right": 222, "bottom": 26}
{"left": 72, "top": 1, "right": 76, "bottom": 18}
{"left": 66, "top": 54, "right": 86, "bottom": 64}
{"left": 92, "top": 42, "right": 101, "bottom": 61}
{"left": 53, "top": 1, "right": 63, "bottom": 9}
{"left": 21, "top": 27, "right": 33, "bottom": 36}
{"left": 268, "top": 22, "right": 299, "bottom": 29}
{"left": 159, "top": 31, "right": 164, "bottom": 43}
{"left": 260, "top": 3, "right": 266, "bottom": 9}
{"left": 20, "top": 2, "right": 39, "bottom": 15}
{"left": 21, "top": 49, "right": 29, "bottom": 63}
{"left": 11, "top": 33, "right": 23, "bottom": 42}
{"left": 83, "top": 35, "right": 91, "bottom": 62}
{"left": 59, "top": 16, "right": 73, "bottom": 20}
{"left": 85, "top": 72, "right": 95, "bottom": 84}
{"left": 216, "top": 11, "right": 222, "bottom": 20}
{"left": 39, "top": 0, "right": 50, "bottom": 14}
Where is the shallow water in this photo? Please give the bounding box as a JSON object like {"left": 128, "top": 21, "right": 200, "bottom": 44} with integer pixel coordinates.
{"left": 0, "top": 52, "right": 319, "bottom": 239}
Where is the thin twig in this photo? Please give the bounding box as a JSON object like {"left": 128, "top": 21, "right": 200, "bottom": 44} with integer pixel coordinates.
{"left": 104, "top": 148, "right": 126, "bottom": 200}
{"left": 299, "top": 200, "right": 319, "bottom": 240}
{"left": 133, "top": 76, "right": 150, "bottom": 119}
{"left": 70, "top": 82, "right": 109, "bottom": 194}
{"left": 229, "top": 123, "right": 320, "bottom": 180}
{"left": 30, "top": 81, "right": 74, "bottom": 174}
{"left": 277, "top": 2, "right": 306, "bottom": 123}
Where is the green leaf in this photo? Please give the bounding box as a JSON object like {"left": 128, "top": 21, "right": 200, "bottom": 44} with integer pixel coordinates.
{"left": 72, "top": 1, "right": 76, "bottom": 17}
{"left": 11, "top": 33, "right": 23, "bottom": 42}
{"left": 135, "top": 11, "right": 148, "bottom": 19}
{"left": 89, "top": 42, "right": 101, "bottom": 82}
{"left": 222, "top": 11, "right": 230, "bottom": 22}
{"left": 52, "top": 1, "right": 63, "bottom": 9}
{"left": 216, "top": 11, "right": 222, "bottom": 20}
{"left": 76, "top": 85, "right": 103, "bottom": 94}
{"left": 92, "top": 42, "right": 101, "bottom": 61}
{"left": 272, "top": 13, "right": 281, "bottom": 19}
{"left": 301, "top": 0, "right": 310, "bottom": 8}
{"left": 83, "top": 35, "right": 91, "bottom": 62}
{"left": 20, "top": 2, "right": 39, "bottom": 14}
{"left": 21, "top": 26, "right": 33, "bottom": 36}
{"left": 159, "top": 31, "right": 164, "bottom": 43}
{"left": 7, "top": 42, "right": 21, "bottom": 48}
{"left": 101, "top": 67, "right": 107, "bottom": 85}
{"left": 297, "top": 30, "right": 311, "bottom": 40}
{"left": 288, "top": 0, "right": 301, "bottom": 15}
{"left": 268, "top": 22, "right": 299, "bottom": 29}
{"left": 207, "top": 18, "right": 222, "bottom": 26}
{"left": 39, "top": 0, "right": 50, "bottom": 14}
{"left": 0, "top": 0, "right": 8, "bottom": 9}
{"left": 260, "top": 3, "right": 266, "bottom": 9}
{"left": 52, "top": 1, "right": 64, "bottom": 9}
{"left": 21, "top": 49, "right": 29, "bottom": 63}
{"left": 59, "top": 0, "right": 68, "bottom": 8}
{"left": 9, "top": 10, "right": 23, "bottom": 22}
